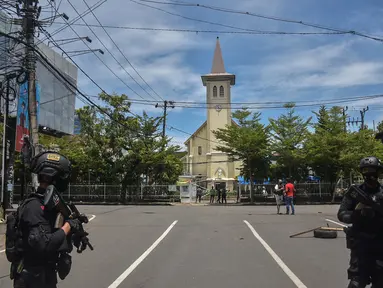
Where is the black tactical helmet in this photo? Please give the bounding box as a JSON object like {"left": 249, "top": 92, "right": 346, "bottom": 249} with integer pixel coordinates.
{"left": 359, "top": 156, "right": 383, "bottom": 177}
{"left": 30, "top": 151, "right": 72, "bottom": 192}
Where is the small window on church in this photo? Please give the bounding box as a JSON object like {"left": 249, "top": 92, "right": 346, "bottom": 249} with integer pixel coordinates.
{"left": 198, "top": 146, "right": 202, "bottom": 155}
{"left": 213, "top": 86, "right": 217, "bottom": 97}
{"left": 219, "top": 85, "right": 224, "bottom": 97}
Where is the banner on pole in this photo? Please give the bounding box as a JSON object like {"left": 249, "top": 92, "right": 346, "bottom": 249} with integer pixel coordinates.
{"left": 15, "top": 81, "right": 40, "bottom": 152}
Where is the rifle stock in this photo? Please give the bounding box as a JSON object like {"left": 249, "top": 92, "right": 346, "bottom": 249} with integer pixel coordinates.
{"left": 347, "top": 185, "right": 383, "bottom": 216}
{"left": 45, "top": 186, "right": 94, "bottom": 252}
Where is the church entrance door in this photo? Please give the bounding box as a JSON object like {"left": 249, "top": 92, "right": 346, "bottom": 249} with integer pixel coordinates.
{"left": 215, "top": 182, "right": 226, "bottom": 191}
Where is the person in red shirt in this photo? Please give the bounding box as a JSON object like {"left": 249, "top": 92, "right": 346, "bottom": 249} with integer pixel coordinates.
{"left": 284, "top": 178, "right": 296, "bottom": 215}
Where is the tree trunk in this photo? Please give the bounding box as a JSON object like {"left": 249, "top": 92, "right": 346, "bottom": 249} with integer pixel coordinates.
{"left": 250, "top": 173, "right": 254, "bottom": 204}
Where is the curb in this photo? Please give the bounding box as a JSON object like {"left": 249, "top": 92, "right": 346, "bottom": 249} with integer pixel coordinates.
{"left": 73, "top": 202, "right": 174, "bottom": 206}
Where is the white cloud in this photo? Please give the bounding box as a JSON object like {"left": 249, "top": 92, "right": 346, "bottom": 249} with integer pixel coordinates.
{"left": 233, "top": 39, "right": 383, "bottom": 98}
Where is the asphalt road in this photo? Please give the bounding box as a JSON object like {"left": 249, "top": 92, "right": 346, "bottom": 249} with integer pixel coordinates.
{"left": 0, "top": 204, "right": 350, "bottom": 288}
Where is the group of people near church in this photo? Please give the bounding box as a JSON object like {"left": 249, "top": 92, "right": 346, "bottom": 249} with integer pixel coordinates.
{"left": 209, "top": 186, "right": 228, "bottom": 204}
{"left": 273, "top": 178, "right": 296, "bottom": 215}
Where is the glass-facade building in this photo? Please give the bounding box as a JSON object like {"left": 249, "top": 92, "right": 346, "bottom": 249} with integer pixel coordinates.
{"left": 0, "top": 11, "right": 78, "bottom": 135}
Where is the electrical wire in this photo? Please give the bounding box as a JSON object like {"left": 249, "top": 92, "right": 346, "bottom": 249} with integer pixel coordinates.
{"left": 82, "top": 0, "right": 164, "bottom": 101}
{"left": 0, "top": 31, "right": 140, "bottom": 130}
{"left": 81, "top": 92, "right": 383, "bottom": 106}
{"left": 37, "top": 27, "right": 144, "bottom": 121}
{"left": 167, "top": 125, "right": 221, "bottom": 144}
{"left": 36, "top": 0, "right": 108, "bottom": 46}
{"left": 40, "top": 23, "right": 148, "bottom": 102}
{"left": 130, "top": 0, "right": 354, "bottom": 38}
{"left": 51, "top": 22, "right": 348, "bottom": 36}
{"left": 49, "top": 1, "right": 155, "bottom": 102}
{"left": 139, "top": 0, "right": 383, "bottom": 43}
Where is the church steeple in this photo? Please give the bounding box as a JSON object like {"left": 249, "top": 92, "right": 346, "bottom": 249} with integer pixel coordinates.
{"left": 201, "top": 37, "right": 235, "bottom": 86}
{"left": 211, "top": 37, "right": 226, "bottom": 74}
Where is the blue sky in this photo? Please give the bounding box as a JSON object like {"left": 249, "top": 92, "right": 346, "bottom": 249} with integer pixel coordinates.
{"left": 41, "top": 0, "right": 383, "bottom": 147}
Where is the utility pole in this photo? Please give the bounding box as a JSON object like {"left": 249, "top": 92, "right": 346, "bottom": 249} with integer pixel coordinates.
{"left": 360, "top": 106, "right": 369, "bottom": 130}
{"left": 1, "top": 77, "right": 10, "bottom": 211}
{"left": 0, "top": 73, "right": 17, "bottom": 212}
{"left": 342, "top": 106, "right": 348, "bottom": 132}
{"left": 22, "top": 0, "right": 41, "bottom": 189}
{"left": 155, "top": 100, "right": 175, "bottom": 139}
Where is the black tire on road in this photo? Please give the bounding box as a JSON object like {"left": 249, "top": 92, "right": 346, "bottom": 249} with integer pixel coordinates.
{"left": 313, "top": 228, "right": 338, "bottom": 239}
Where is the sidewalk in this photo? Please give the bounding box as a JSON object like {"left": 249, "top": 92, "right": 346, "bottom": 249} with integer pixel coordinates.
{"left": 0, "top": 223, "right": 5, "bottom": 250}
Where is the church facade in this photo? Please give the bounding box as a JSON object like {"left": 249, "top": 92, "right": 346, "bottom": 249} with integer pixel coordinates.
{"left": 183, "top": 38, "right": 242, "bottom": 192}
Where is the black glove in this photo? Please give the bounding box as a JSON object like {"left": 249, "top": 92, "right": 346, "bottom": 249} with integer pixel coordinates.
{"left": 72, "top": 231, "right": 93, "bottom": 253}
{"left": 67, "top": 219, "right": 82, "bottom": 234}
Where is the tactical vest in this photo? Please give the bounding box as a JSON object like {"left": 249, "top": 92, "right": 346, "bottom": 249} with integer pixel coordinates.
{"left": 5, "top": 198, "right": 36, "bottom": 263}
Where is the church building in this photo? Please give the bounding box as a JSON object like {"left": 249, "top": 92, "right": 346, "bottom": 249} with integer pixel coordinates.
{"left": 183, "top": 37, "right": 242, "bottom": 191}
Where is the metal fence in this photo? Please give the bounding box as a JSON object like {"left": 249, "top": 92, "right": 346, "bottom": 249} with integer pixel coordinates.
{"left": 8, "top": 182, "right": 350, "bottom": 204}
{"left": 10, "top": 184, "right": 182, "bottom": 204}
{"left": 238, "top": 182, "right": 348, "bottom": 203}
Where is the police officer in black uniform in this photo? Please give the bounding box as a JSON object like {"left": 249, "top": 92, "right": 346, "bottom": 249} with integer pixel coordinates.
{"left": 338, "top": 156, "right": 383, "bottom": 288}
{"left": 12, "top": 151, "right": 83, "bottom": 288}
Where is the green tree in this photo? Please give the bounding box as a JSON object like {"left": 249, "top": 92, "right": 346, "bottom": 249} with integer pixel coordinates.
{"left": 269, "top": 103, "right": 312, "bottom": 180}
{"left": 340, "top": 129, "right": 383, "bottom": 177}
{"left": 39, "top": 92, "right": 183, "bottom": 194}
{"left": 213, "top": 109, "right": 270, "bottom": 203}
{"left": 75, "top": 93, "right": 183, "bottom": 201}
{"left": 304, "top": 106, "right": 346, "bottom": 194}
{"left": 376, "top": 121, "right": 383, "bottom": 133}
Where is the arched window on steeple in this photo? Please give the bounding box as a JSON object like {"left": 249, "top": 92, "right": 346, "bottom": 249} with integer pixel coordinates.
{"left": 219, "top": 85, "right": 224, "bottom": 97}
{"left": 213, "top": 86, "right": 217, "bottom": 97}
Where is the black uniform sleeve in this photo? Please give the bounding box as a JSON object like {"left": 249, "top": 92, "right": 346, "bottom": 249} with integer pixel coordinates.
{"left": 337, "top": 193, "right": 356, "bottom": 224}
{"left": 22, "top": 201, "right": 66, "bottom": 253}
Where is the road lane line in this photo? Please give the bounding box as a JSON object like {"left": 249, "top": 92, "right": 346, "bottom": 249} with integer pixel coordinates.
{"left": 0, "top": 214, "right": 97, "bottom": 254}
{"left": 89, "top": 214, "right": 96, "bottom": 222}
{"left": 107, "top": 220, "right": 178, "bottom": 288}
{"left": 244, "top": 220, "right": 307, "bottom": 288}
{"left": 325, "top": 218, "right": 348, "bottom": 228}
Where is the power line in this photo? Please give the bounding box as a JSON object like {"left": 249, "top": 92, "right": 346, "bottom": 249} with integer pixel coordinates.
{"left": 37, "top": 0, "right": 107, "bottom": 46}
{"left": 81, "top": 0, "right": 164, "bottom": 101}
{"left": 130, "top": 0, "right": 308, "bottom": 34}
{"left": 7, "top": 0, "right": 108, "bottom": 57}
{"left": 139, "top": 0, "right": 383, "bottom": 43}
{"left": 83, "top": 93, "right": 383, "bottom": 106}
{"left": 167, "top": 125, "right": 221, "bottom": 144}
{"left": 0, "top": 31, "right": 140, "bottom": 130}
{"left": 38, "top": 28, "right": 141, "bottom": 119}
{"left": 51, "top": 22, "right": 349, "bottom": 36}
{"left": 62, "top": 0, "right": 154, "bottom": 101}
{"left": 129, "top": 0, "right": 368, "bottom": 40}
{"left": 111, "top": 95, "right": 383, "bottom": 110}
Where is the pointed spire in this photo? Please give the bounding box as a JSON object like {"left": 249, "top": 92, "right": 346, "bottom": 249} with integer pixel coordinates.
{"left": 211, "top": 37, "right": 226, "bottom": 74}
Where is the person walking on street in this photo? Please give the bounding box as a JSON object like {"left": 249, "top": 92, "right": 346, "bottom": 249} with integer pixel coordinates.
{"left": 285, "top": 178, "right": 296, "bottom": 215}
{"left": 221, "top": 188, "right": 227, "bottom": 204}
{"left": 209, "top": 186, "right": 215, "bottom": 203}
{"left": 196, "top": 187, "right": 202, "bottom": 203}
{"left": 217, "top": 188, "right": 221, "bottom": 204}
{"left": 274, "top": 179, "right": 284, "bottom": 215}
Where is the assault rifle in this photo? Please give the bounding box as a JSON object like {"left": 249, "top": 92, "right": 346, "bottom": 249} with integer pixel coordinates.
{"left": 346, "top": 184, "right": 383, "bottom": 216}
{"left": 44, "top": 185, "right": 94, "bottom": 253}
